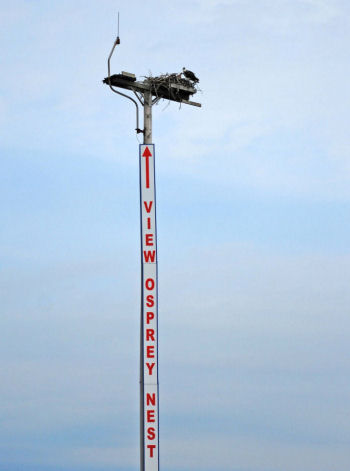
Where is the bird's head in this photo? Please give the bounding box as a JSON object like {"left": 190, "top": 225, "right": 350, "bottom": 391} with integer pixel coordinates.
{"left": 182, "top": 67, "right": 186, "bottom": 71}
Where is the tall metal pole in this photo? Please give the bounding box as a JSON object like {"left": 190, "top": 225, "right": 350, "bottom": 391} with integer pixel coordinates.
{"left": 144, "top": 91, "right": 152, "bottom": 144}
{"left": 104, "top": 31, "right": 200, "bottom": 470}
{"left": 104, "top": 21, "right": 201, "bottom": 471}
{"left": 140, "top": 90, "right": 159, "bottom": 471}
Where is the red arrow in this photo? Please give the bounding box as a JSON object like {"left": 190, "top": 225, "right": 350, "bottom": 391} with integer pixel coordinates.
{"left": 142, "top": 146, "right": 152, "bottom": 189}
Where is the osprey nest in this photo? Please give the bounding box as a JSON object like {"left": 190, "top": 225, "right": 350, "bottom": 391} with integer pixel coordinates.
{"left": 143, "top": 72, "right": 200, "bottom": 102}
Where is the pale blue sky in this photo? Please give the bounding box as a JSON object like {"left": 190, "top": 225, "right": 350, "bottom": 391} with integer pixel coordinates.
{"left": 1, "top": 1, "right": 350, "bottom": 470}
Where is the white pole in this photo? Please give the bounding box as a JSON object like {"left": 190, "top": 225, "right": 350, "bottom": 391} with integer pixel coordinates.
{"left": 140, "top": 91, "right": 159, "bottom": 471}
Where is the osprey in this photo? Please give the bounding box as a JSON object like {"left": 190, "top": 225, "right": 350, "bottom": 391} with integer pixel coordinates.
{"left": 182, "top": 67, "right": 199, "bottom": 83}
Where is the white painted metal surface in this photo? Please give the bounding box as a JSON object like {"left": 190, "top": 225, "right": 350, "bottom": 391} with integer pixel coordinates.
{"left": 140, "top": 143, "right": 159, "bottom": 471}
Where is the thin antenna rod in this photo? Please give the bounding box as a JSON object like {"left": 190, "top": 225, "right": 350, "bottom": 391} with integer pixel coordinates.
{"left": 107, "top": 16, "right": 142, "bottom": 133}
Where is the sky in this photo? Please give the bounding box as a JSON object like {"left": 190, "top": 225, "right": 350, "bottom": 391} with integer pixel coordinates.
{"left": 1, "top": 0, "right": 350, "bottom": 470}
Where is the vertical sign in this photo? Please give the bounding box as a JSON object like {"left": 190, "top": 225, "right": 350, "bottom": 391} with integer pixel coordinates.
{"left": 140, "top": 144, "right": 159, "bottom": 471}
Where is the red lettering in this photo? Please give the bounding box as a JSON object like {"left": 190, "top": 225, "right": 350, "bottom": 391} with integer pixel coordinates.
{"left": 145, "top": 278, "right": 155, "bottom": 290}
{"left": 146, "top": 362, "right": 155, "bottom": 375}
{"left": 146, "top": 328, "right": 155, "bottom": 341}
{"left": 146, "top": 393, "right": 156, "bottom": 406}
{"left": 147, "top": 217, "right": 151, "bottom": 229}
{"left": 146, "top": 295, "right": 154, "bottom": 307}
{"left": 145, "top": 234, "right": 154, "bottom": 246}
{"left": 144, "top": 201, "right": 153, "bottom": 213}
{"left": 147, "top": 410, "right": 155, "bottom": 422}
{"left": 146, "top": 311, "right": 154, "bottom": 324}
{"left": 147, "top": 444, "right": 156, "bottom": 458}
{"left": 147, "top": 346, "right": 155, "bottom": 358}
{"left": 144, "top": 250, "right": 156, "bottom": 262}
{"left": 147, "top": 426, "right": 156, "bottom": 440}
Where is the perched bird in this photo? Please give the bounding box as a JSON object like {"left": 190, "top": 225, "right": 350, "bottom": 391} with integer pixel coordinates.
{"left": 182, "top": 67, "right": 199, "bottom": 83}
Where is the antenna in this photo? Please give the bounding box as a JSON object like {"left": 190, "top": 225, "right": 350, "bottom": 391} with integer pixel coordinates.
{"left": 106, "top": 11, "right": 141, "bottom": 132}
{"left": 116, "top": 11, "right": 120, "bottom": 44}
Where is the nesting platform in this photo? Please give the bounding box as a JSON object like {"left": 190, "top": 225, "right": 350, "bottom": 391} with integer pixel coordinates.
{"left": 103, "top": 72, "right": 201, "bottom": 107}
